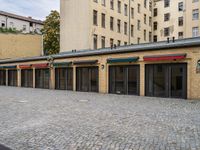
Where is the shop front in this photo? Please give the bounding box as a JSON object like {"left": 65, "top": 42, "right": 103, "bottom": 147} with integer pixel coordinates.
{"left": 8, "top": 66, "right": 18, "bottom": 86}
{"left": 0, "top": 69, "right": 6, "bottom": 86}
{"left": 54, "top": 62, "right": 73, "bottom": 90}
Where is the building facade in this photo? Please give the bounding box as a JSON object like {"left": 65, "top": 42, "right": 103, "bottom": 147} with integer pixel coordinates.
{"left": 0, "top": 37, "right": 200, "bottom": 100}
{"left": 0, "top": 11, "right": 44, "bottom": 34}
{"left": 0, "top": 33, "right": 43, "bottom": 60}
{"left": 60, "top": 0, "right": 200, "bottom": 52}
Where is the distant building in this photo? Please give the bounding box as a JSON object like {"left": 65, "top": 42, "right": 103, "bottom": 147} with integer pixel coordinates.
{"left": 0, "top": 11, "right": 44, "bottom": 34}
{"left": 60, "top": 0, "right": 200, "bottom": 52}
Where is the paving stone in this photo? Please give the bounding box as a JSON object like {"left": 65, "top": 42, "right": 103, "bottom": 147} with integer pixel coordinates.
{"left": 0, "top": 86, "right": 200, "bottom": 150}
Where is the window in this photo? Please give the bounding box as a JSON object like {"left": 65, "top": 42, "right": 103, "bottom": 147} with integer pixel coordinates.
{"left": 102, "top": 0, "right": 106, "bottom": 6}
{"left": 154, "top": 8, "right": 158, "bottom": 17}
{"left": 193, "top": 9, "right": 199, "bottom": 20}
{"left": 178, "top": 17, "right": 183, "bottom": 26}
{"left": 149, "top": 32, "right": 152, "bottom": 42}
{"left": 144, "top": 14, "right": 146, "bottom": 24}
{"left": 110, "top": 38, "right": 114, "bottom": 47}
{"left": 118, "top": 1, "right": 121, "bottom": 13}
{"left": 149, "top": 17, "right": 152, "bottom": 26}
{"left": 153, "top": 22, "right": 157, "bottom": 30}
{"left": 192, "top": 27, "right": 199, "bottom": 37}
{"left": 137, "top": 20, "right": 141, "bottom": 30}
{"left": 193, "top": 0, "right": 199, "bottom": 3}
{"left": 153, "top": 35, "right": 157, "bottom": 42}
{"left": 144, "top": 30, "right": 146, "bottom": 41}
{"left": 94, "top": 0, "right": 98, "bottom": 2}
{"left": 149, "top": 1, "right": 152, "bottom": 11}
{"left": 137, "top": 38, "right": 140, "bottom": 44}
{"left": 93, "top": 10, "right": 98, "bottom": 25}
{"left": 124, "top": 42, "right": 127, "bottom": 45}
{"left": 1, "top": 21, "right": 5, "bottom": 27}
{"left": 93, "top": 34, "right": 98, "bottom": 49}
{"left": 144, "top": 0, "right": 147, "bottom": 8}
{"left": 30, "top": 22, "right": 33, "bottom": 27}
{"left": 110, "top": 17, "right": 114, "bottom": 30}
{"left": 23, "top": 25, "right": 26, "bottom": 31}
{"left": 178, "top": 32, "right": 183, "bottom": 39}
{"left": 164, "top": 27, "right": 170, "bottom": 37}
{"left": 131, "top": 8, "right": 134, "bottom": 18}
{"left": 117, "top": 40, "right": 121, "bottom": 46}
{"left": 117, "top": 19, "right": 121, "bottom": 33}
{"left": 131, "top": 25, "right": 134, "bottom": 37}
{"left": 164, "top": 0, "right": 170, "bottom": 7}
{"left": 124, "top": 22, "right": 127, "bottom": 35}
{"left": 164, "top": 13, "right": 170, "bottom": 21}
{"left": 101, "top": 13, "right": 106, "bottom": 28}
{"left": 138, "top": 4, "right": 140, "bottom": 13}
{"left": 101, "top": 36, "right": 105, "bottom": 48}
{"left": 110, "top": 0, "right": 114, "bottom": 10}
{"left": 178, "top": 2, "right": 183, "bottom": 11}
{"left": 124, "top": 4, "right": 128, "bottom": 16}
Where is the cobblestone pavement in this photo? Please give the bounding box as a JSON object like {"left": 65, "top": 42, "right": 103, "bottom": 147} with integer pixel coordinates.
{"left": 0, "top": 86, "right": 200, "bottom": 150}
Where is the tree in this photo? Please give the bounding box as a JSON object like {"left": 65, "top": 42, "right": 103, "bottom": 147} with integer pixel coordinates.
{"left": 42, "top": 10, "right": 60, "bottom": 55}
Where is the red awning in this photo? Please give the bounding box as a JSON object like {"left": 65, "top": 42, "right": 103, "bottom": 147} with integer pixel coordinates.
{"left": 19, "top": 65, "right": 32, "bottom": 69}
{"left": 143, "top": 53, "right": 187, "bottom": 61}
{"left": 32, "top": 63, "right": 49, "bottom": 68}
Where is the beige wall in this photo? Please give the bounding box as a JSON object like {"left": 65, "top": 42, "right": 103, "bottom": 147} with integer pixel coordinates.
{"left": 60, "top": 0, "right": 152, "bottom": 52}
{"left": 0, "top": 33, "right": 43, "bottom": 59}
{"left": 1, "top": 46, "right": 200, "bottom": 100}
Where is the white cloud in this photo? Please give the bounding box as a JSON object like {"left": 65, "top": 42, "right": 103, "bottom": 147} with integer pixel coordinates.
{"left": 0, "top": 0, "right": 59, "bottom": 20}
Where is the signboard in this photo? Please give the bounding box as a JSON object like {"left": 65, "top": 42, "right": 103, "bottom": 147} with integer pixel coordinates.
{"left": 197, "top": 60, "right": 200, "bottom": 74}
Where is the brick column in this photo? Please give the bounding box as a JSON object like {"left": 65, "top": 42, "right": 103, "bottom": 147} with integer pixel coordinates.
{"left": 5, "top": 69, "right": 8, "bottom": 86}
{"left": 73, "top": 66, "right": 76, "bottom": 91}
{"left": 33, "top": 68, "right": 36, "bottom": 88}
{"left": 140, "top": 63, "right": 145, "bottom": 96}
{"left": 99, "top": 63, "right": 107, "bottom": 93}
{"left": 17, "top": 69, "right": 21, "bottom": 87}
{"left": 50, "top": 68, "right": 55, "bottom": 89}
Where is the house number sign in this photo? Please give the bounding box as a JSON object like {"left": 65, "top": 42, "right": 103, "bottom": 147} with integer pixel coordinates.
{"left": 197, "top": 60, "right": 200, "bottom": 74}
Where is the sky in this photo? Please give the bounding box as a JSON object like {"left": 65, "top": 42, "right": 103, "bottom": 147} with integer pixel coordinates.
{"left": 0, "top": 0, "right": 60, "bottom": 20}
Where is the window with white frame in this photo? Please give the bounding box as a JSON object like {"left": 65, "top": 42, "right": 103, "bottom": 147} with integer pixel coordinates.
{"left": 192, "top": 27, "right": 199, "bottom": 37}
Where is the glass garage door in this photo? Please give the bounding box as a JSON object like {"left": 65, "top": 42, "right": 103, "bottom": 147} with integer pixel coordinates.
{"left": 35, "top": 69, "right": 50, "bottom": 89}
{"left": 55, "top": 68, "right": 73, "bottom": 90}
{"left": 0, "top": 70, "right": 6, "bottom": 86}
{"left": 8, "top": 70, "right": 17, "bottom": 86}
{"left": 76, "top": 67, "right": 98, "bottom": 92}
{"left": 21, "top": 69, "right": 33, "bottom": 88}
{"left": 109, "top": 65, "right": 140, "bottom": 95}
{"left": 145, "top": 63, "right": 187, "bottom": 99}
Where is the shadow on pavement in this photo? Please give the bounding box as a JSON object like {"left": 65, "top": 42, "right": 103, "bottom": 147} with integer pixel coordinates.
{"left": 0, "top": 144, "right": 12, "bottom": 150}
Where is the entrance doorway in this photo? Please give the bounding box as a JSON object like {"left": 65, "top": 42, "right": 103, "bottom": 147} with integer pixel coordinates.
{"left": 8, "top": 70, "right": 17, "bottom": 86}
{"left": 35, "top": 69, "right": 50, "bottom": 89}
{"left": 145, "top": 63, "right": 187, "bottom": 99}
{"left": 21, "top": 69, "right": 33, "bottom": 88}
{"left": 109, "top": 65, "right": 140, "bottom": 95}
{"left": 76, "top": 67, "right": 99, "bottom": 92}
{"left": 55, "top": 68, "right": 73, "bottom": 90}
{"left": 0, "top": 70, "right": 6, "bottom": 85}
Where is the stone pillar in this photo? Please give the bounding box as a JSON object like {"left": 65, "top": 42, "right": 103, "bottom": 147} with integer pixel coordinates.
{"left": 73, "top": 66, "right": 76, "bottom": 91}
{"left": 99, "top": 62, "right": 107, "bottom": 93}
{"left": 50, "top": 67, "right": 55, "bottom": 89}
{"left": 5, "top": 69, "right": 8, "bottom": 86}
{"left": 33, "top": 68, "right": 36, "bottom": 88}
{"left": 17, "top": 69, "right": 21, "bottom": 87}
{"left": 140, "top": 63, "right": 145, "bottom": 96}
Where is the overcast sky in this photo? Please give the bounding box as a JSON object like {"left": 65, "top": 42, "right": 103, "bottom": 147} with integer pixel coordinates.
{"left": 0, "top": 0, "right": 60, "bottom": 20}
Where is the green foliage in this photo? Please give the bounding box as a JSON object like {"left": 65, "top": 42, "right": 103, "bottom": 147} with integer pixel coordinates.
{"left": 42, "top": 10, "right": 60, "bottom": 55}
{"left": 0, "top": 27, "right": 20, "bottom": 33}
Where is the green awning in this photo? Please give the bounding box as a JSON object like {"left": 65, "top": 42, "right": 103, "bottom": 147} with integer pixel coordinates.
{"left": 107, "top": 57, "right": 139, "bottom": 64}
{"left": 53, "top": 62, "right": 72, "bottom": 67}
{"left": 0, "top": 65, "right": 17, "bottom": 69}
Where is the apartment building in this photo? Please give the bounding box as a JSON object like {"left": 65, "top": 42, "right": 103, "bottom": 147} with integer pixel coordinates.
{"left": 60, "top": 0, "right": 153, "bottom": 52}
{"left": 60, "top": 0, "right": 199, "bottom": 52}
{"left": 0, "top": 11, "right": 44, "bottom": 34}
{"left": 153, "top": 0, "right": 200, "bottom": 42}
